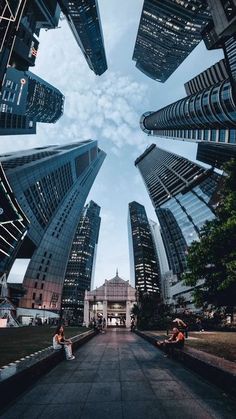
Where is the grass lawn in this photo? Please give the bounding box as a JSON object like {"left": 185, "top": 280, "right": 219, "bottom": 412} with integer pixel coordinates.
{"left": 146, "top": 330, "right": 236, "bottom": 362}
{"left": 0, "top": 326, "right": 88, "bottom": 368}
{"left": 187, "top": 331, "right": 236, "bottom": 362}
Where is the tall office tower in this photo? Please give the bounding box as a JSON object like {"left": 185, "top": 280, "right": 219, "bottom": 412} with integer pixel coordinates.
{"left": 61, "top": 200, "right": 101, "bottom": 323}
{"left": 135, "top": 145, "right": 220, "bottom": 282}
{"left": 0, "top": 141, "right": 106, "bottom": 310}
{"left": 128, "top": 201, "right": 160, "bottom": 295}
{"left": 0, "top": 164, "right": 29, "bottom": 276}
{"left": 0, "top": 68, "right": 64, "bottom": 135}
{"left": 0, "top": 1, "right": 63, "bottom": 135}
{"left": 132, "top": 0, "right": 210, "bottom": 82}
{"left": 196, "top": 142, "right": 236, "bottom": 168}
{"left": 140, "top": 59, "right": 236, "bottom": 145}
{"left": 58, "top": 0, "right": 107, "bottom": 76}
{"left": 149, "top": 219, "right": 174, "bottom": 303}
{"left": 202, "top": 0, "right": 236, "bottom": 91}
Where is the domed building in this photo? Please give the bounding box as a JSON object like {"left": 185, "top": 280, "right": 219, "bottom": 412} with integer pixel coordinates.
{"left": 83, "top": 270, "right": 136, "bottom": 328}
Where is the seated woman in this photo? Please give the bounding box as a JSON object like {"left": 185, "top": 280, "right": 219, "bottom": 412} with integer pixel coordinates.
{"left": 156, "top": 327, "right": 185, "bottom": 356}
{"left": 53, "top": 325, "right": 75, "bottom": 360}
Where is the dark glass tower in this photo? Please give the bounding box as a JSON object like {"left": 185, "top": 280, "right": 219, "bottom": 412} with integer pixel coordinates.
{"left": 58, "top": 0, "right": 107, "bottom": 75}
{"left": 0, "top": 164, "right": 29, "bottom": 276}
{"left": 128, "top": 201, "right": 160, "bottom": 295}
{"left": 61, "top": 200, "right": 101, "bottom": 324}
{"left": 132, "top": 0, "right": 210, "bottom": 82}
{"left": 0, "top": 141, "right": 106, "bottom": 310}
{"left": 0, "top": 1, "right": 64, "bottom": 135}
{"left": 135, "top": 145, "right": 220, "bottom": 278}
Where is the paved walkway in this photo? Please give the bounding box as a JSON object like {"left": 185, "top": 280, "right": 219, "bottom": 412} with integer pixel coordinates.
{"left": 1, "top": 329, "right": 236, "bottom": 419}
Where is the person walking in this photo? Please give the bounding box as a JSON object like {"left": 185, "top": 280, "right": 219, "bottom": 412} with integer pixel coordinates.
{"left": 53, "top": 325, "right": 75, "bottom": 360}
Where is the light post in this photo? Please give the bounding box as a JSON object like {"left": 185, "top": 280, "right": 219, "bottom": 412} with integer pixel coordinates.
{"left": 43, "top": 305, "right": 46, "bottom": 324}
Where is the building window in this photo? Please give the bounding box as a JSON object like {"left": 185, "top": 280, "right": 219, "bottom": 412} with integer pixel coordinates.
{"left": 33, "top": 292, "right": 36, "bottom": 300}
{"left": 34, "top": 282, "right": 38, "bottom": 289}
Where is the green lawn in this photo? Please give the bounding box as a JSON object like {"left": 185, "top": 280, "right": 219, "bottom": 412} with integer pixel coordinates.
{"left": 146, "top": 330, "right": 236, "bottom": 363}
{"left": 0, "top": 326, "right": 88, "bottom": 368}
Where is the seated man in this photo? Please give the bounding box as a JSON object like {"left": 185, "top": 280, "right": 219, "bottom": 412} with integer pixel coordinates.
{"left": 156, "top": 327, "right": 185, "bottom": 356}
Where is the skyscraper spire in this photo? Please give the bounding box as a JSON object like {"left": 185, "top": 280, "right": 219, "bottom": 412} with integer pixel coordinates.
{"left": 116, "top": 268, "right": 119, "bottom": 277}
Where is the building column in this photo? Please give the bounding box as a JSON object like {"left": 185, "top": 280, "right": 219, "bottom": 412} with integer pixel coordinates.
{"left": 84, "top": 300, "right": 90, "bottom": 327}
{"left": 126, "top": 300, "right": 131, "bottom": 328}
{"left": 103, "top": 300, "right": 107, "bottom": 326}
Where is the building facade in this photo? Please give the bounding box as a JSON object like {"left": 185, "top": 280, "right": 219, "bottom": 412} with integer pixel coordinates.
{"left": 0, "top": 1, "right": 63, "bottom": 135}
{"left": 132, "top": 0, "right": 210, "bottom": 82}
{"left": 83, "top": 272, "right": 136, "bottom": 329}
{"left": 58, "top": 0, "right": 107, "bottom": 76}
{"left": 61, "top": 200, "right": 101, "bottom": 324}
{"left": 0, "top": 141, "right": 106, "bottom": 311}
{"left": 196, "top": 142, "right": 236, "bottom": 168}
{"left": 128, "top": 201, "right": 160, "bottom": 295}
{"left": 135, "top": 145, "right": 220, "bottom": 307}
{"left": 0, "top": 164, "right": 29, "bottom": 276}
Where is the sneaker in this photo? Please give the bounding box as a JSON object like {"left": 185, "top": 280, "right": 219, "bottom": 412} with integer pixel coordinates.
{"left": 67, "top": 355, "right": 75, "bottom": 360}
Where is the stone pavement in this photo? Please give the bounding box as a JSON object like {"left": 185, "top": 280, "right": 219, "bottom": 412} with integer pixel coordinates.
{"left": 1, "top": 329, "right": 236, "bottom": 419}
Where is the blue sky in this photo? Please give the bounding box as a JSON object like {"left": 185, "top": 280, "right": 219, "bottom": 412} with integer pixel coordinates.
{"left": 3, "top": 0, "right": 223, "bottom": 286}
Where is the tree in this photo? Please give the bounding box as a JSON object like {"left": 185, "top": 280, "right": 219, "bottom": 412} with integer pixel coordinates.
{"left": 183, "top": 159, "right": 236, "bottom": 312}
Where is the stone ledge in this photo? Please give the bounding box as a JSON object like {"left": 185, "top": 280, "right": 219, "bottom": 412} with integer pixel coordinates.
{"left": 0, "top": 329, "right": 96, "bottom": 410}
{"left": 135, "top": 330, "right": 236, "bottom": 399}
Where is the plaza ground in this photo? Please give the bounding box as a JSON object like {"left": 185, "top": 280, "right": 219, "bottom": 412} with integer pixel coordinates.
{"left": 0, "top": 326, "right": 87, "bottom": 368}
{"left": 145, "top": 331, "right": 236, "bottom": 363}
{"left": 1, "top": 329, "right": 236, "bottom": 419}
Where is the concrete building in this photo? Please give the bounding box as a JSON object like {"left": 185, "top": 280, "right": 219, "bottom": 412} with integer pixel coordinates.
{"left": 83, "top": 271, "right": 136, "bottom": 329}
{"left": 0, "top": 141, "right": 106, "bottom": 311}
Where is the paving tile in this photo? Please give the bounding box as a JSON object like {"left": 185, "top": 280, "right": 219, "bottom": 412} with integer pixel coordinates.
{"left": 198, "top": 398, "right": 236, "bottom": 419}
{"left": 39, "top": 403, "right": 84, "bottom": 419}
{"left": 67, "top": 369, "right": 97, "bottom": 383}
{"left": 150, "top": 380, "right": 194, "bottom": 400}
{"left": 87, "top": 382, "right": 121, "bottom": 402}
{"left": 121, "top": 381, "right": 156, "bottom": 401}
{"left": 98, "top": 361, "right": 120, "bottom": 370}
{"left": 143, "top": 368, "right": 174, "bottom": 381}
{"left": 159, "top": 398, "right": 214, "bottom": 419}
{"left": 17, "top": 383, "right": 63, "bottom": 404}
{"left": 94, "top": 368, "right": 120, "bottom": 382}
{"left": 81, "top": 401, "right": 123, "bottom": 419}
{"left": 122, "top": 400, "right": 166, "bottom": 419}
{"left": 120, "top": 368, "right": 146, "bottom": 381}
{"left": 51, "top": 382, "right": 92, "bottom": 403}
{"left": 0, "top": 403, "right": 45, "bottom": 419}
{"left": 119, "top": 360, "right": 139, "bottom": 369}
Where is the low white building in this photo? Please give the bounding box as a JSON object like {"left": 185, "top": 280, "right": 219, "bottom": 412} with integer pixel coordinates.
{"left": 83, "top": 271, "right": 136, "bottom": 328}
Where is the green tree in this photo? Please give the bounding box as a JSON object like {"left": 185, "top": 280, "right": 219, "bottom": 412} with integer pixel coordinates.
{"left": 183, "top": 159, "right": 236, "bottom": 311}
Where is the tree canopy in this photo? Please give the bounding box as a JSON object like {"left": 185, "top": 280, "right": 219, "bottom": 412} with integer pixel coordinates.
{"left": 183, "top": 159, "right": 236, "bottom": 309}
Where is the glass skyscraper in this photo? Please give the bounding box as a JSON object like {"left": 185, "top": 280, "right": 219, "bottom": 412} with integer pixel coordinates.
{"left": 135, "top": 145, "right": 220, "bottom": 281}
{"left": 0, "top": 141, "right": 106, "bottom": 310}
{"left": 0, "top": 1, "right": 64, "bottom": 135}
{"left": 61, "top": 200, "right": 101, "bottom": 323}
{"left": 128, "top": 201, "right": 160, "bottom": 295}
{"left": 132, "top": 0, "right": 210, "bottom": 82}
{"left": 58, "top": 0, "right": 107, "bottom": 76}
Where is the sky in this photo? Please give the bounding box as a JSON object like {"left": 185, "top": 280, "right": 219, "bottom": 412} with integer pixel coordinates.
{"left": 3, "top": 0, "right": 223, "bottom": 287}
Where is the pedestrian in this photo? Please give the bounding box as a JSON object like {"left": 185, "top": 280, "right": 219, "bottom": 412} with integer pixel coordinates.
{"left": 53, "top": 325, "right": 75, "bottom": 360}
{"left": 173, "top": 318, "right": 188, "bottom": 338}
{"left": 130, "top": 318, "right": 135, "bottom": 332}
{"left": 156, "top": 327, "right": 185, "bottom": 356}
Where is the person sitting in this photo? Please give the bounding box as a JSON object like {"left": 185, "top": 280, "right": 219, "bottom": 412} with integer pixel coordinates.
{"left": 53, "top": 325, "right": 75, "bottom": 360}
{"left": 156, "top": 327, "right": 185, "bottom": 356}
{"left": 172, "top": 318, "right": 188, "bottom": 338}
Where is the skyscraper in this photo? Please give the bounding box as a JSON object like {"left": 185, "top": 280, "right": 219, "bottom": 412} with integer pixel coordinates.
{"left": 128, "top": 201, "right": 160, "bottom": 295}
{"left": 58, "top": 0, "right": 107, "bottom": 75}
{"left": 61, "top": 200, "right": 101, "bottom": 323}
{"left": 132, "top": 0, "right": 210, "bottom": 82}
{"left": 0, "top": 164, "right": 29, "bottom": 276}
{"left": 135, "top": 145, "right": 220, "bottom": 306}
{"left": 0, "top": 141, "right": 106, "bottom": 310}
{"left": 0, "top": 1, "right": 64, "bottom": 135}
